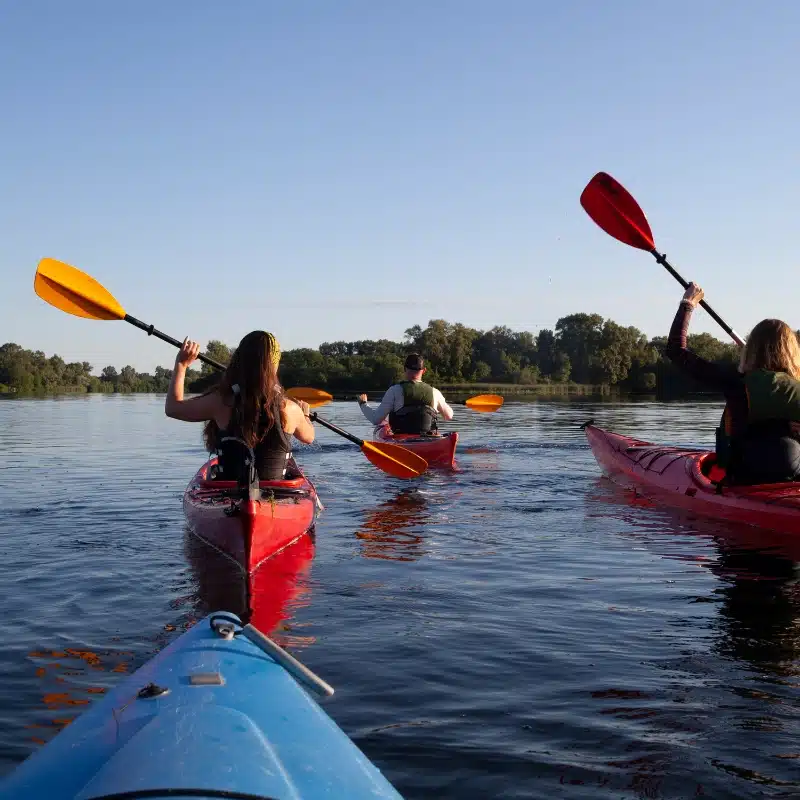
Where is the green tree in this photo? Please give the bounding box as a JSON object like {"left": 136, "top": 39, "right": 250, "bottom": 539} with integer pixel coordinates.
{"left": 201, "top": 340, "right": 232, "bottom": 376}
{"left": 118, "top": 365, "right": 138, "bottom": 392}
{"left": 595, "top": 321, "right": 656, "bottom": 385}
{"left": 555, "top": 313, "right": 604, "bottom": 384}
{"left": 552, "top": 354, "right": 571, "bottom": 383}
{"left": 535, "top": 329, "right": 560, "bottom": 376}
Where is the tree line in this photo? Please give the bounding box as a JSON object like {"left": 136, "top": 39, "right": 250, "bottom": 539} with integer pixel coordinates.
{"left": 1, "top": 314, "right": 752, "bottom": 397}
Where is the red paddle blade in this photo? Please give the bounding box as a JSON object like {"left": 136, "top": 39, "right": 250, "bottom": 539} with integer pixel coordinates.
{"left": 580, "top": 172, "right": 655, "bottom": 251}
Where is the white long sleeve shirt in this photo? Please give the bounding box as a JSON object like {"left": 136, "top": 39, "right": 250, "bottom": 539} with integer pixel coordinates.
{"left": 359, "top": 383, "right": 454, "bottom": 426}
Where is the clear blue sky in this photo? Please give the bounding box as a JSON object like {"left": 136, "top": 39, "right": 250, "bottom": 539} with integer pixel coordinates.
{"left": 2, "top": 1, "right": 799, "bottom": 372}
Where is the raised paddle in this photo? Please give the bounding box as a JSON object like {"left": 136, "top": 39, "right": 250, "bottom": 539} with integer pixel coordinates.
{"left": 579, "top": 172, "right": 745, "bottom": 347}
{"left": 34, "top": 258, "right": 429, "bottom": 479}
{"left": 34, "top": 258, "right": 228, "bottom": 370}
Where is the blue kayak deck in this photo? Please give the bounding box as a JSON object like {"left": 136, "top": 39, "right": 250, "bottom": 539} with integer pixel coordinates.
{"left": 3, "top": 613, "right": 402, "bottom": 800}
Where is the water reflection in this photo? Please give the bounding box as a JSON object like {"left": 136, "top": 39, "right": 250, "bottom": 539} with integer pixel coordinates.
{"left": 356, "top": 489, "right": 430, "bottom": 562}
{"left": 459, "top": 445, "right": 500, "bottom": 473}
{"left": 24, "top": 645, "right": 133, "bottom": 747}
{"left": 183, "top": 529, "right": 316, "bottom": 642}
{"left": 710, "top": 544, "right": 800, "bottom": 676}
{"left": 590, "top": 479, "right": 800, "bottom": 676}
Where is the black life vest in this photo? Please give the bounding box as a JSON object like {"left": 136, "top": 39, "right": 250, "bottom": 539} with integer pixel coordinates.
{"left": 388, "top": 380, "right": 438, "bottom": 435}
{"left": 214, "top": 397, "right": 292, "bottom": 482}
{"left": 717, "top": 369, "right": 800, "bottom": 483}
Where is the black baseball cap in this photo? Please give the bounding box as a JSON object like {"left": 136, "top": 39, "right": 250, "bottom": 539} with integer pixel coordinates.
{"left": 404, "top": 353, "right": 424, "bottom": 370}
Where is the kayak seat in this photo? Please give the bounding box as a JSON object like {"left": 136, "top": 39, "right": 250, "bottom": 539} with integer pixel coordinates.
{"left": 390, "top": 433, "right": 443, "bottom": 441}
{"left": 699, "top": 453, "right": 727, "bottom": 484}
{"left": 199, "top": 457, "right": 305, "bottom": 489}
{"left": 199, "top": 477, "right": 307, "bottom": 490}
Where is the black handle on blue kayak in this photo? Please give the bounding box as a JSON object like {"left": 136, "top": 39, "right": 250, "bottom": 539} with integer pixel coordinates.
{"left": 309, "top": 412, "right": 365, "bottom": 447}
{"left": 124, "top": 314, "right": 228, "bottom": 370}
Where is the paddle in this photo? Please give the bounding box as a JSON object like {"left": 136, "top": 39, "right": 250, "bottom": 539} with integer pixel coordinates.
{"left": 285, "top": 387, "right": 333, "bottom": 408}
{"left": 579, "top": 172, "right": 745, "bottom": 347}
{"left": 34, "top": 258, "right": 429, "bottom": 479}
{"left": 289, "top": 386, "right": 503, "bottom": 412}
{"left": 308, "top": 413, "right": 428, "bottom": 478}
{"left": 34, "top": 258, "right": 228, "bottom": 369}
{"left": 463, "top": 393, "right": 503, "bottom": 412}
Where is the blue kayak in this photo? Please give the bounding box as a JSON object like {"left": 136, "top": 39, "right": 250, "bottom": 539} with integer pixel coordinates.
{"left": 2, "top": 612, "right": 403, "bottom": 799}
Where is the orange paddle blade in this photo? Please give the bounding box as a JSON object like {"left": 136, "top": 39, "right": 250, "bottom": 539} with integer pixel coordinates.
{"left": 465, "top": 393, "right": 503, "bottom": 412}
{"left": 34, "top": 258, "right": 126, "bottom": 321}
{"left": 286, "top": 387, "right": 333, "bottom": 408}
{"left": 361, "top": 441, "right": 428, "bottom": 479}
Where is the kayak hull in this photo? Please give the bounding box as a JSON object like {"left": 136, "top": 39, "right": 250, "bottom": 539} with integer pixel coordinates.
{"left": 1, "top": 613, "right": 403, "bottom": 800}
{"left": 585, "top": 424, "right": 800, "bottom": 535}
{"left": 374, "top": 422, "right": 458, "bottom": 468}
{"left": 183, "top": 458, "right": 320, "bottom": 573}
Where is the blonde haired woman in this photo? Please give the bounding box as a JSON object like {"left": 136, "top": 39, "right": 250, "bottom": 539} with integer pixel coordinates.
{"left": 666, "top": 283, "right": 800, "bottom": 484}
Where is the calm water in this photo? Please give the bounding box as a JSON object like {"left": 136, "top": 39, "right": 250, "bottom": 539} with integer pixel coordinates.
{"left": 1, "top": 395, "right": 798, "bottom": 799}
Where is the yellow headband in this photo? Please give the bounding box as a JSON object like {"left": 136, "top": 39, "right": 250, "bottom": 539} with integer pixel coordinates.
{"left": 266, "top": 332, "right": 281, "bottom": 367}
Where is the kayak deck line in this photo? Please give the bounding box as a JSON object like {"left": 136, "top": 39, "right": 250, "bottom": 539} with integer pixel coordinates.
{"left": 210, "top": 612, "right": 334, "bottom": 698}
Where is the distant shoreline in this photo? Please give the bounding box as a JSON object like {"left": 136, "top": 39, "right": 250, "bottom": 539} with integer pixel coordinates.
{"left": 1, "top": 384, "right": 728, "bottom": 402}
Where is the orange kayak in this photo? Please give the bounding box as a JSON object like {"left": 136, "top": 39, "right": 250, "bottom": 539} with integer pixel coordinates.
{"left": 374, "top": 422, "right": 458, "bottom": 468}
{"left": 183, "top": 458, "right": 321, "bottom": 573}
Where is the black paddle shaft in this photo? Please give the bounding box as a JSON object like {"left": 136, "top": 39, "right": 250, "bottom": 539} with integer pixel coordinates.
{"left": 124, "top": 314, "right": 227, "bottom": 370}
{"left": 309, "top": 412, "right": 365, "bottom": 446}
{"left": 650, "top": 250, "right": 744, "bottom": 346}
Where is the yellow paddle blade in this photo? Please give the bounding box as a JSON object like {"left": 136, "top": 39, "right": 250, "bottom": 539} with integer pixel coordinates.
{"left": 286, "top": 387, "right": 333, "bottom": 408}
{"left": 34, "top": 258, "right": 126, "bottom": 321}
{"left": 465, "top": 393, "right": 504, "bottom": 412}
{"left": 362, "top": 441, "right": 428, "bottom": 479}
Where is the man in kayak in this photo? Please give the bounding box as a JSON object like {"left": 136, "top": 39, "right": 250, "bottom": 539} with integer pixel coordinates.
{"left": 165, "top": 331, "right": 315, "bottom": 481}
{"left": 666, "top": 283, "right": 800, "bottom": 484}
{"left": 357, "top": 353, "right": 454, "bottom": 435}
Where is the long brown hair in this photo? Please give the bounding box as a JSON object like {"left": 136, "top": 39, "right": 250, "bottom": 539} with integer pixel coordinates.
{"left": 203, "top": 331, "right": 284, "bottom": 451}
{"left": 739, "top": 319, "right": 800, "bottom": 379}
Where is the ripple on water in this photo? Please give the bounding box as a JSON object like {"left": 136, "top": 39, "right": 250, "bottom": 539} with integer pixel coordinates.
{"left": 1, "top": 396, "right": 799, "bottom": 798}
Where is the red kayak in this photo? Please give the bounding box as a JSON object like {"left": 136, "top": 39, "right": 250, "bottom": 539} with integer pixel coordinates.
{"left": 374, "top": 422, "right": 458, "bottom": 468}
{"left": 584, "top": 423, "right": 800, "bottom": 535}
{"left": 183, "top": 458, "right": 321, "bottom": 573}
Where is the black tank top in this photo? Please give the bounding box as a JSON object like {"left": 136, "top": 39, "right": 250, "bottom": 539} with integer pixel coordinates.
{"left": 215, "top": 397, "right": 292, "bottom": 482}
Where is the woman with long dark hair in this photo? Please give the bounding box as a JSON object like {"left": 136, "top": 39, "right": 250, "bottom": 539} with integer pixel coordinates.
{"left": 165, "top": 331, "right": 314, "bottom": 480}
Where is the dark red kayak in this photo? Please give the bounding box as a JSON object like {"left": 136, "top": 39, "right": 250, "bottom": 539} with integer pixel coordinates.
{"left": 584, "top": 423, "right": 800, "bottom": 535}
